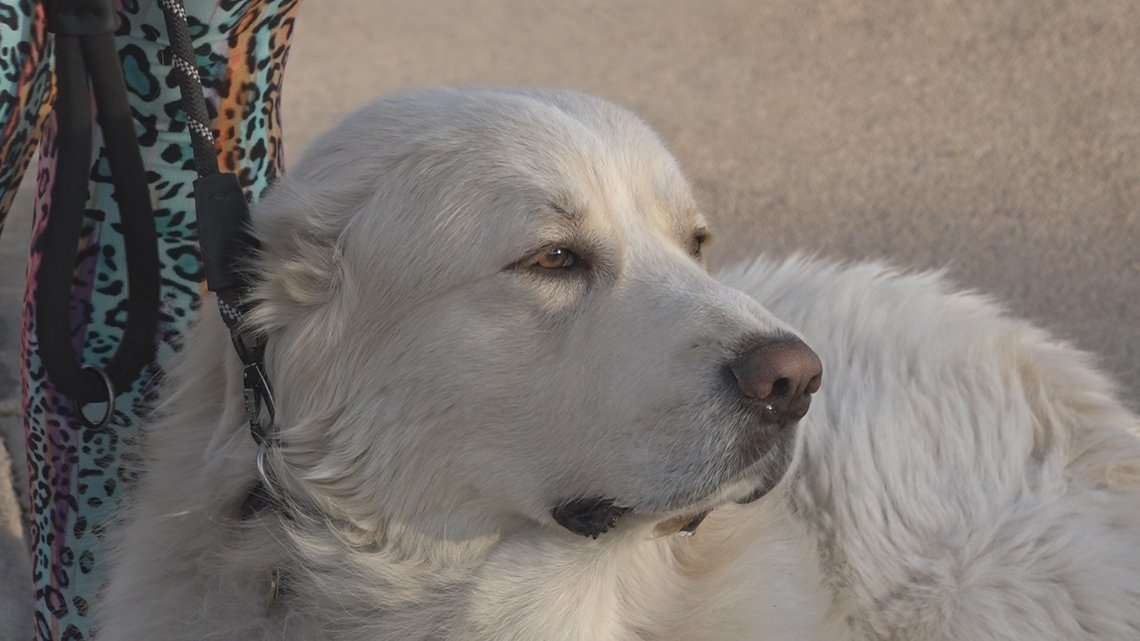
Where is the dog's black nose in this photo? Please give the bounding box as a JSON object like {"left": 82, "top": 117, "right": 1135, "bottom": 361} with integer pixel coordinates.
{"left": 728, "top": 338, "right": 822, "bottom": 427}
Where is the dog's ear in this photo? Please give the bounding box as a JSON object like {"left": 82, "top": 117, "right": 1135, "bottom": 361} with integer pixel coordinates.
{"left": 1017, "top": 336, "right": 1140, "bottom": 492}
{"left": 244, "top": 176, "right": 362, "bottom": 336}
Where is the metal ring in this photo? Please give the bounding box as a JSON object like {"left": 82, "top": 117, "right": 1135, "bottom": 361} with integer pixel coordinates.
{"left": 78, "top": 366, "right": 115, "bottom": 430}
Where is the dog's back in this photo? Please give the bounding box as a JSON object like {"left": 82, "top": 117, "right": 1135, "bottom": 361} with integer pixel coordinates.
{"left": 722, "top": 256, "right": 1140, "bottom": 640}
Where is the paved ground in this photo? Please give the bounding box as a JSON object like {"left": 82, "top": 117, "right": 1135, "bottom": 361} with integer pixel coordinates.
{"left": 1, "top": 0, "right": 1137, "bottom": 636}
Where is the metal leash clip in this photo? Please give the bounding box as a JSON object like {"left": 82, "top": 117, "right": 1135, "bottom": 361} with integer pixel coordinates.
{"left": 243, "top": 361, "right": 276, "bottom": 445}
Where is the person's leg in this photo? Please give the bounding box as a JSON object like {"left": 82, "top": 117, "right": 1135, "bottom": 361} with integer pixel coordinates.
{"left": 0, "top": 3, "right": 54, "bottom": 638}
{"left": 20, "top": 2, "right": 300, "bottom": 639}
{"left": 0, "top": 437, "right": 32, "bottom": 641}
{"left": 0, "top": 0, "right": 54, "bottom": 231}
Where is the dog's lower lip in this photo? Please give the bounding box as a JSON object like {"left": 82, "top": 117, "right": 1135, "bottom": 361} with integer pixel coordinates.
{"left": 734, "top": 484, "right": 772, "bottom": 504}
{"left": 737, "top": 429, "right": 782, "bottom": 470}
{"left": 730, "top": 426, "right": 798, "bottom": 504}
{"left": 738, "top": 414, "right": 801, "bottom": 468}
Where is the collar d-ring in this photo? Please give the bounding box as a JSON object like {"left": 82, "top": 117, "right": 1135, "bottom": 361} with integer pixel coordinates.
{"left": 78, "top": 365, "right": 115, "bottom": 429}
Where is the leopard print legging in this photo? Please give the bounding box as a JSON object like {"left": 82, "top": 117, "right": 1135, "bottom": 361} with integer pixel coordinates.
{"left": 0, "top": 2, "right": 300, "bottom": 638}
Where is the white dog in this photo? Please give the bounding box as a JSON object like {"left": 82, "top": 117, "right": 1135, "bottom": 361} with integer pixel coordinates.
{"left": 99, "top": 87, "right": 1140, "bottom": 640}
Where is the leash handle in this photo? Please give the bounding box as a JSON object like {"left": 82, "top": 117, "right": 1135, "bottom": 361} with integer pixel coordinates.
{"left": 36, "top": 2, "right": 161, "bottom": 420}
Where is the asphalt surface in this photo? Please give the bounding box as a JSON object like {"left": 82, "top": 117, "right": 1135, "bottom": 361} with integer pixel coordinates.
{"left": 1, "top": 1, "right": 1137, "bottom": 636}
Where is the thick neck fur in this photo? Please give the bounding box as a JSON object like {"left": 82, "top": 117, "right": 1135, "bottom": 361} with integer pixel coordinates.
{"left": 265, "top": 515, "right": 694, "bottom": 641}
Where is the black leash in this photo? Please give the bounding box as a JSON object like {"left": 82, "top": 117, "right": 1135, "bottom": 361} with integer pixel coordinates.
{"left": 37, "top": 0, "right": 161, "bottom": 428}
{"left": 155, "top": 0, "right": 277, "bottom": 449}
{"left": 41, "top": 0, "right": 279, "bottom": 504}
{"left": 39, "top": 0, "right": 273, "bottom": 441}
{"left": 38, "top": 0, "right": 276, "bottom": 445}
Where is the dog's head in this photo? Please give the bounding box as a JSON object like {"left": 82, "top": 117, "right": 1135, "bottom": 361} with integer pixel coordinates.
{"left": 248, "top": 87, "right": 820, "bottom": 539}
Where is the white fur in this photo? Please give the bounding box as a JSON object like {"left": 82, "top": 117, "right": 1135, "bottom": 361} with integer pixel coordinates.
{"left": 99, "top": 87, "right": 1140, "bottom": 640}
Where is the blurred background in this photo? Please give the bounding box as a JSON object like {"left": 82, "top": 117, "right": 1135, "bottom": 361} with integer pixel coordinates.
{"left": 1, "top": 0, "right": 1138, "bottom": 635}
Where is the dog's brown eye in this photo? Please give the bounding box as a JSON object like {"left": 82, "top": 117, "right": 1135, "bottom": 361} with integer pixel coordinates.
{"left": 534, "top": 247, "right": 577, "bottom": 270}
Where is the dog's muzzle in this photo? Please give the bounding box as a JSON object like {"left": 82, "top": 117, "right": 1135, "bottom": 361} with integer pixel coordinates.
{"left": 550, "top": 337, "right": 823, "bottom": 539}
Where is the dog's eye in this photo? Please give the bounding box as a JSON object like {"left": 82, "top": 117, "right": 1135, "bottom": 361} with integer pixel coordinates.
{"left": 533, "top": 247, "right": 578, "bottom": 270}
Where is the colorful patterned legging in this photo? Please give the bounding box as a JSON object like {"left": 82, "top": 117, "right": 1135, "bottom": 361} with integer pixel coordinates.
{"left": 0, "top": 1, "right": 300, "bottom": 638}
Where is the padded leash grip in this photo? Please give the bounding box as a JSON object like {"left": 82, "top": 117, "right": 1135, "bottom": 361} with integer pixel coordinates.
{"left": 195, "top": 172, "right": 259, "bottom": 295}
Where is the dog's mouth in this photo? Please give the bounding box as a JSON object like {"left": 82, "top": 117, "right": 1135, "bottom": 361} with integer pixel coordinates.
{"left": 550, "top": 498, "right": 631, "bottom": 539}
{"left": 551, "top": 408, "right": 801, "bottom": 539}
{"left": 550, "top": 497, "right": 713, "bottom": 539}
{"left": 550, "top": 469, "right": 783, "bottom": 539}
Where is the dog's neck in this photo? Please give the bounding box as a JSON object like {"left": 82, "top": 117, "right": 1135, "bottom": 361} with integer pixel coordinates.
{"left": 251, "top": 503, "right": 698, "bottom": 641}
{"left": 252, "top": 490, "right": 827, "bottom": 641}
